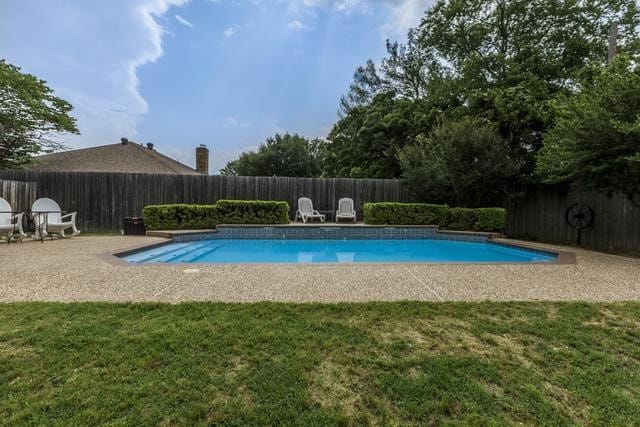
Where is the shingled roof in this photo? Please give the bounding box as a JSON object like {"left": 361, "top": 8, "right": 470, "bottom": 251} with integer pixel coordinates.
{"left": 29, "top": 139, "right": 202, "bottom": 175}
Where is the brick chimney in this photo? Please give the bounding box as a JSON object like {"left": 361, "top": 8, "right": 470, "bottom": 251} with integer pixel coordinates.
{"left": 195, "top": 144, "right": 209, "bottom": 175}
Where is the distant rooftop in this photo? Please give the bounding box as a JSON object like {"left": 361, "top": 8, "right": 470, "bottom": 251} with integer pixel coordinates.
{"left": 29, "top": 139, "right": 203, "bottom": 175}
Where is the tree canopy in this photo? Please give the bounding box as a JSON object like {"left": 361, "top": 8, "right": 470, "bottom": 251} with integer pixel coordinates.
{"left": 399, "top": 117, "right": 517, "bottom": 207}
{"left": 322, "top": 0, "right": 640, "bottom": 197}
{"left": 0, "top": 60, "right": 78, "bottom": 168}
{"left": 537, "top": 57, "right": 640, "bottom": 205}
{"left": 220, "top": 133, "right": 322, "bottom": 177}
{"left": 322, "top": 94, "right": 436, "bottom": 178}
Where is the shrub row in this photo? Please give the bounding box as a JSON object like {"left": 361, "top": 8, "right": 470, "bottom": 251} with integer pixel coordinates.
{"left": 445, "top": 207, "right": 507, "bottom": 232}
{"left": 142, "top": 204, "right": 218, "bottom": 230}
{"left": 215, "top": 200, "right": 289, "bottom": 225}
{"left": 143, "top": 200, "right": 289, "bottom": 230}
{"left": 363, "top": 203, "right": 507, "bottom": 232}
{"left": 363, "top": 203, "right": 450, "bottom": 227}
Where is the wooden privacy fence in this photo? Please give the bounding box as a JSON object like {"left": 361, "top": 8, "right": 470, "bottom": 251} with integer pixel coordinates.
{"left": 0, "top": 171, "right": 412, "bottom": 233}
{"left": 506, "top": 187, "right": 640, "bottom": 254}
{"left": 0, "top": 179, "right": 37, "bottom": 213}
{"left": 2, "top": 170, "right": 638, "bottom": 254}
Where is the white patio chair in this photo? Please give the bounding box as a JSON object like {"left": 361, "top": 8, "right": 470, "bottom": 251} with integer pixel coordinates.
{"left": 335, "top": 198, "right": 356, "bottom": 222}
{"left": 0, "top": 197, "right": 26, "bottom": 242}
{"left": 31, "top": 198, "right": 80, "bottom": 239}
{"left": 295, "top": 197, "right": 325, "bottom": 223}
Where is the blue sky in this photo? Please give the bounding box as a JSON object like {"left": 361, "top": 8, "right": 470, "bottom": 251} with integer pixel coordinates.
{"left": 0, "top": 0, "right": 432, "bottom": 173}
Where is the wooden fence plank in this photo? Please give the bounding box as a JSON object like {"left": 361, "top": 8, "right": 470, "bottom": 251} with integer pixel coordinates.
{"left": 505, "top": 186, "right": 640, "bottom": 254}
{"left": 0, "top": 179, "right": 37, "bottom": 212}
{"left": 0, "top": 171, "right": 412, "bottom": 233}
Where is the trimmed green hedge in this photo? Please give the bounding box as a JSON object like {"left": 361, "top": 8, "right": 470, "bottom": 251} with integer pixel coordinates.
{"left": 143, "top": 204, "right": 218, "bottom": 230}
{"left": 363, "top": 203, "right": 450, "bottom": 226}
{"left": 472, "top": 207, "right": 508, "bottom": 232}
{"left": 364, "top": 202, "right": 507, "bottom": 232}
{"left": 216, "top": 200, "right": 289, "bottom": 225}
{"left": 143, "top": 200, "right": 290, "bottom": 230}
{"left": 446, "top": 207, "right": 478, "bottom": 231}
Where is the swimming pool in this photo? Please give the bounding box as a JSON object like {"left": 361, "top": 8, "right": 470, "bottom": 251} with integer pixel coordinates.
{"left": 122, "top": 238, "right": 557, "bottom": 264}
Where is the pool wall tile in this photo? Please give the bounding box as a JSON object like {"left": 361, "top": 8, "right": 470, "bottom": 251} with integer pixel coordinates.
{"left": 171, "top": 226, "right": 493, "bottom": 243}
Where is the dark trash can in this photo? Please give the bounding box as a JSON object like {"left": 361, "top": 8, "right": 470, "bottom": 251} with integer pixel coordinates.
{"left": 123, "top": 217, "right": 146, "bottom": 235}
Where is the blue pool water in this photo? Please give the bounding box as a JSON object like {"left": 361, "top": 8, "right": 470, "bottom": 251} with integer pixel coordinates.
{"left": 122, "top": 239, "right": 556, "bottom": 264}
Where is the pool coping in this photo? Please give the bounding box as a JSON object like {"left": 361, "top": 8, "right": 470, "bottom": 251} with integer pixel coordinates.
{"left": 109, "top": 225, "right": 575, "bottom": 266}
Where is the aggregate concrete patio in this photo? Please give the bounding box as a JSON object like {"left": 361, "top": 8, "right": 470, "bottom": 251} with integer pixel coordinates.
{"left": 1, "top": 235, "right": 639, "bottom": 302}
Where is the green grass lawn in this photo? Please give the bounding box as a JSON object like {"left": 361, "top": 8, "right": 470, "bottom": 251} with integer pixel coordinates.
{"left": 1, "top": 302, "right": 640, "bottom": 425}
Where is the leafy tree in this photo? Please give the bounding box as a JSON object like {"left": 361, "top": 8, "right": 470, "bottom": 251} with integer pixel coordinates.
{"left": 537, "top": 57, "right": 640, "bottom": 205}
{"left": 398, "top": 117, "right": 517, "bottom": 207}
{"left": 323, "top": 94, "right": 435, "bottom": 178}
{"left": 339, "top": 29, "right": 439, "bottom": 114}
{"left": 419, "top": 0, "right": 639, "bottom": 90}
{"left": 333, "top": 0, "right": 640, "bottom": 179}
{"left": 0, "top": 60, "right": 79, "bottom": 168}
{"left": 417, "top": 0, "right": 640, "bottom": 176}
{"left": 220, "top": 133, "right": 322, "bottom": 177}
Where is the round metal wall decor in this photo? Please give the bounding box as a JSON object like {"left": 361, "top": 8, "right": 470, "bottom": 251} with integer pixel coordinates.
{"left": 565, "top": 203, "right": 594, "bottom": 230}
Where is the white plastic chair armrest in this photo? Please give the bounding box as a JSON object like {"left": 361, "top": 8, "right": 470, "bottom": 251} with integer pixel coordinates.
{"left": 60, "top": 212, "right": 77, "bottom": 221}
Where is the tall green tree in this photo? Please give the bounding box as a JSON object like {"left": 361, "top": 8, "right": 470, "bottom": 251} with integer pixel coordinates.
{"left": 330, "top": 0, "right": 640, "bottom": 180}
{"left": 418, "top": 0, "right": 640, "bottom": 175}
{"left": 537, "top": 57, "right": 640, "bottom": 205}
{"left": 323, "top": 94, "right": 435, "bottom": 178}
{"left": 0, "top": 60, "right": 79, "bottom": 168}
{"left": 339, "top": 29, "right": 440, "bottom": 114}
{"left": 220, "top": 133, "right": 322, "bottom": 177}
{"left": 420, "top": 0, "right": 639, "bottom": 90}
{"left": 399, "top": 117, "right": 517, "bottom": 207}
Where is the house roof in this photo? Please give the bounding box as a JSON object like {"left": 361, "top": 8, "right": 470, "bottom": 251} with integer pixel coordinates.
{"left": 29, "top": 140, "right": 202, "bottom": 175}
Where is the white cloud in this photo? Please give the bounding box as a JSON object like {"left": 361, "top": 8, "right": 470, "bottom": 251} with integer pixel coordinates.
{"left": 124, "top": 0, "right": 190, "bottom": 136}
{"left": 0, "top": 0, "right": 190, "bottom": 149}
{"left": 287, "top": 19, "right": 306, "bottom": 31}
{"left": 333, "top": 0, "right": 364, "bottom": 12}
{"left": 174, "top": 13, "right": 194, "bottom": 28}
{"left": 299, "top": 0, "right": 362, "bottom": 10}
{"left": 207, "top": 0, "right": 430, "bottom": 38}
{"left": 295, "top": 0, "right": 431, "bottom": 37}
{"left": 382, "top": 0, "right": 432, "bottom": 36}
{"left": 223, "top": 117, "right": 251, "bottom": 128}
{"left": 223, "top": 24, "right": 239, "bottom": 38}
{"left": 213, "top": 143, "right": 259, "bottom": 174}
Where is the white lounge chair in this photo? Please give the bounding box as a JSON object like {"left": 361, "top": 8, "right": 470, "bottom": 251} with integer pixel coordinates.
{"left": 295, "top": 197, "right": 325, "bottom": 223}
{"left": 335, "top": 198, "right": 356, "bottom": 222}
{"left": 0, "top": 197, "right": 26, "bottom": 242}
{"left": 31, "top": 198, "right": 80, "bottom": 239}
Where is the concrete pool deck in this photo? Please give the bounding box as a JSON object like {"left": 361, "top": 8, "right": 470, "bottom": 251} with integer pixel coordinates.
{"left": 1, "top": 235, "right": 639, "bottom": 303}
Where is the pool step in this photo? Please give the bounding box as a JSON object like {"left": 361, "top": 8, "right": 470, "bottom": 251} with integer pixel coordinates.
{"left": 131, "top": 241, "right": 213, "bottom": 263}
{"left": 173, "top": 241, "right": 226, "bottom": 263}
{"left": 124, "top": 243, "right": 192, "bottom": 263}
{"left": 148, "top": 241, "right": 219, "bottom": 263}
